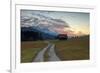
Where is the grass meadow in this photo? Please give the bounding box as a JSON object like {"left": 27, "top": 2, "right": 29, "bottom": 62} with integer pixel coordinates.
{"left": 21, "top": 36, "right": 89, "bottom": 63}
{"left": 21, "top": 41, "right": 48, "bottom": 63}
{"left": 52, "top": 36, "right": 89, "bottom": 60}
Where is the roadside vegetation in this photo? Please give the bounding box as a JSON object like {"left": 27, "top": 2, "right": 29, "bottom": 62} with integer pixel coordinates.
{"left": 21, "top": 41, "right": 48, "bottom": 63}
{"left": 53, "top": 35, "right": 89, "bottom": 60}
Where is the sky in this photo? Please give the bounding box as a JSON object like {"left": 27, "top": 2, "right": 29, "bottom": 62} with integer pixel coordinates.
{"left": 21, "top": 10, "right": 90, "bottom": 37}
{"left": 35, "top": 11, "right": 89, "bottom": 34}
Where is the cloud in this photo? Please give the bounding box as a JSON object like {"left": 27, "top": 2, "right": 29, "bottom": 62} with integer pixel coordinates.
{"left": 21, "top": 10, "right": 70, "bottom": 30}
{"left": 21, "top": 10, "right": 86, "bottom": 37}
{"left": 53, "top": 27, "right": 86, "bottom": 37}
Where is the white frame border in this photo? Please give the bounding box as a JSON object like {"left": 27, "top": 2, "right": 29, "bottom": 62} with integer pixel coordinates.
{"left": 11, "top": 3, "right": 96, "bottom": 73}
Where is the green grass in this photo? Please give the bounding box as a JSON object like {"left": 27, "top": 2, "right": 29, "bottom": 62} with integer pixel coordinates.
{"left": 21, "top": 48, "right": 42, "bottom": 63}
{"left": 21, "top": 41, "right": 48, "bottom": 63}
{"left": 21, "top": 36, "right": 90, "bottom": 62}
{"left": 50, "top": 36, "right": 90, "bottom": 61}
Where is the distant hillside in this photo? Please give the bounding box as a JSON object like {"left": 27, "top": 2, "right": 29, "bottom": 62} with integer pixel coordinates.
{"left": 21, "top": 27, "right": 59, "bottom": 41}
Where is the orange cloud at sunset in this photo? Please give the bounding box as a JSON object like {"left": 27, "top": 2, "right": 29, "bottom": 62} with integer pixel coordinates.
{"left": 54, "top": 27, "right": 87, "bottom": 37}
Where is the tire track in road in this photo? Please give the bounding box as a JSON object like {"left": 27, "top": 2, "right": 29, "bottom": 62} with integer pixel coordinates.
{"left": 48, "top": 44, "right": 60, "bottom": 61}
{"left": 33, "top": 43, "right": 60, "bottom": 62}
{"left": 33, "top": 44, "right": 51, "bottom": 62}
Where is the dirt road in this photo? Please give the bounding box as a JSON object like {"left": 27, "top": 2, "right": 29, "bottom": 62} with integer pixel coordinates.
{"left": 33, "top": 43, "right": 60, "bottom": 62}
